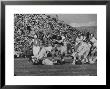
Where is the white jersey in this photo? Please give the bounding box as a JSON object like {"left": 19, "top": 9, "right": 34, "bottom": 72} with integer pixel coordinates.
{"left": 80, "top": 36, "right": 84, "bottom": 41}
{"left": 62, "top": 36, "right": 65, "bottom": 40}
{"left": 33, "top": 39, "right": 38, "bottom": 45}
{"left": 90, "top": 37, "right": 97, "bottom": 47}
{"left": 76, "top": 37, "right": 80, "bottom": 42}
{"left": 42, "top": 59, "right": 53, "bottom": 65}
{"left": 77, "top": 42, "right": 91, "bottom": 59}
{"left": 33, "top": 45, "right": 40, "bottom": 58}
{"left": 83, "top": 36, "right": 86, "bottom": 41}
{"left": 33, "top": 38, "right": 41, "bottom": 58}
{"left": 76, "top": 36, "right": 83, "bottom": 42}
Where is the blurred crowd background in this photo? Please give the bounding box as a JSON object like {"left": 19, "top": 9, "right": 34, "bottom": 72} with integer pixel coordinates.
{"left": 14, "top": 14, "right": 96, "bottom": 57}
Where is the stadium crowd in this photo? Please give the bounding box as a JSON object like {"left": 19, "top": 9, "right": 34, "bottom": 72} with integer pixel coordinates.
{"left": 14, "top": 14, "right": 97, "bottom": 65}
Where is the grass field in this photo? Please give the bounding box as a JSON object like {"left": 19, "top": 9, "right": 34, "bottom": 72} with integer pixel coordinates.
{"left": 14, "top": 58, "right": 97, "bottom": 76}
